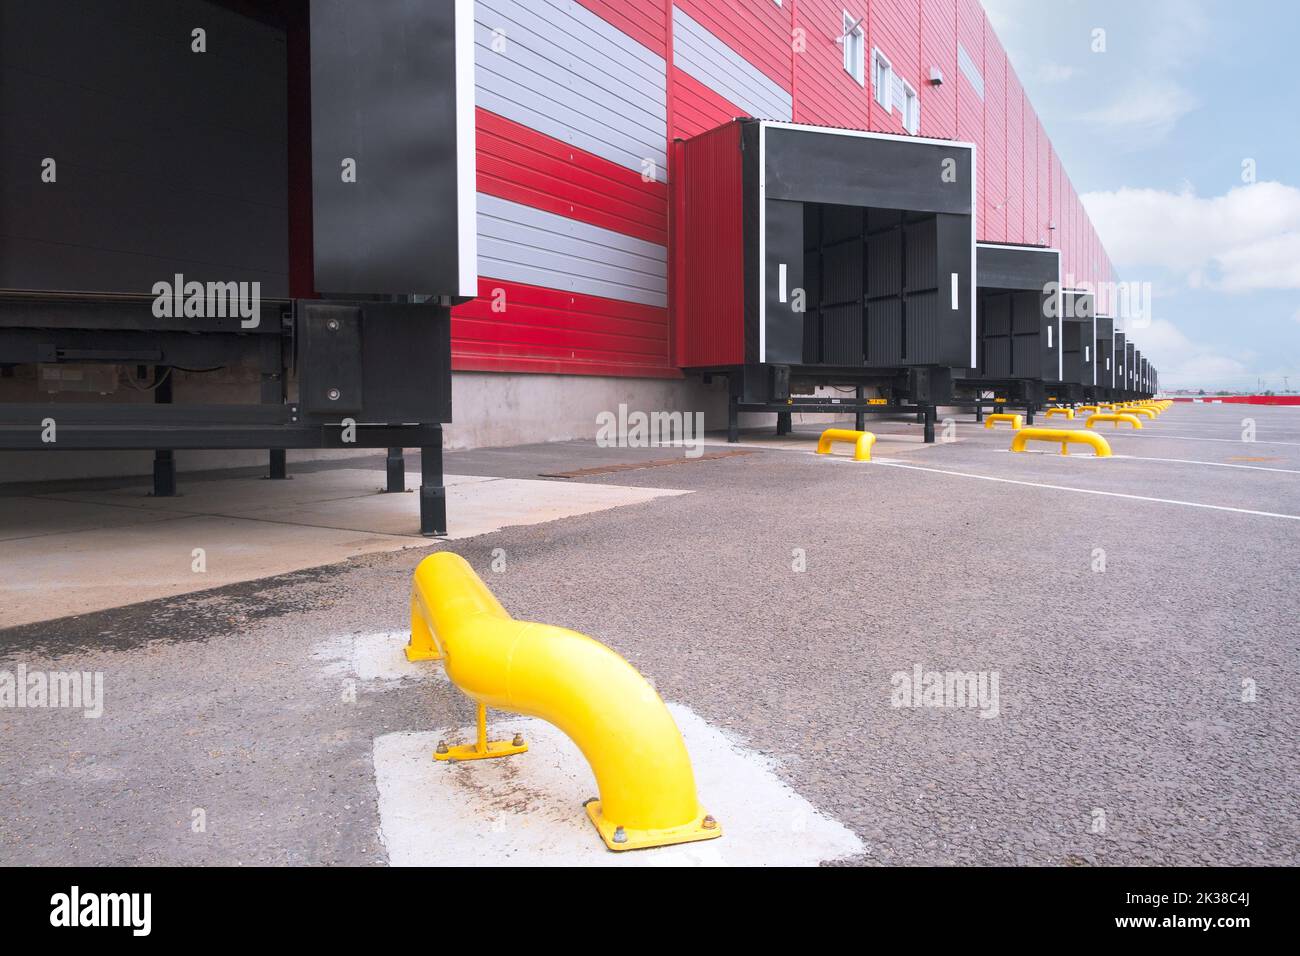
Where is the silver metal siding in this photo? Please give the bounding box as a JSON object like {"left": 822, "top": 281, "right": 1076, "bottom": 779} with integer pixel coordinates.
{"left": 477, "top": 193, "right": 667, "bottom": 307}
{"left": 671, "top": 5, "right": 793, "bottom": 121}
{"left": 474, "top": 0, "right": 667, "bottom": 181}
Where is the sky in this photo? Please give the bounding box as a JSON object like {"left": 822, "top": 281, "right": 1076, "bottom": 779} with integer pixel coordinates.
{"left": 981, "top": 0, "right": 1300, "bottom": 391}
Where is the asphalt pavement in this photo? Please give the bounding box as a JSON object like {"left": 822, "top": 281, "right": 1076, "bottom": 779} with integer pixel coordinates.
{"left": 1, "top": 402, "right": 1296, "bottom": 865}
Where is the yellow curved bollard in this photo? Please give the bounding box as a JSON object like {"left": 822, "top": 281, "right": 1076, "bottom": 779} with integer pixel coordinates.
{"left": 1044, "top": 407, "right": 1075, "bottom": 420}
{"left": 816, "top": 427, "right": 876, "bottom": 461}
{"left": 405, "top": 552, "right": 720, "bottom": 852}
{"left": 1086, "top": 412, "right": 1143, "bottom": 430}
{"left": 984, "top": 413, "right": 1023, "bottom": 430}
{"left": 1123, "top": 406, "right": 1158, "bottom": 419}
{"left": 1010, "top": 427, "right": 1112, "bottom": 457}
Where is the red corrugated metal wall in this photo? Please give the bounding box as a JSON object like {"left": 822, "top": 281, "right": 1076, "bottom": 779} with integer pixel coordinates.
{"left": 1036, "top": 110, "right": 1051, "bottom": 247}
{"left": 675, "top": 122, "right": 745, "bottom": 367}
{"left": 981, "top": 13, "right": 1006, "bottom": 243}
{"left": 1004, "top": 70, "right": 1023, "bottom": 245}
{"left": 955, "top": 0, "right": 984, "bottom": 238}
{"left": 919, "top": 0, "right": 957, "bottom": 139}
{"left": 870, "top": 0, "right": 918, "bottom": 134}
{"left": 796, "top": 1, "right": 870, "bottom": 127}
{"left": 461, "top": 0, "right": 1114, "bottom": 377}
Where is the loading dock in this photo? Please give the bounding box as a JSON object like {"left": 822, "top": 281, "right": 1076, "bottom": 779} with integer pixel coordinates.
{"left": 1055, "top": 290, "right": 1095, "bottom": 406}
{"left": 1124, "top": 341, "right": 1137, "bottom": 400}
{"left": 675, "top": 120, "right": 975, "bottom": 443}
{"left": 0, "top": 0, "right": 477, "bottom": 534}
{"left": 956, "top": 243, "right": 1062, "bottom": 425}
{"left": 1113, "top": 330, "right": 1126, "bottom": 402}
{"left": 1091, "top": 315, "right": 1115, "bottom": 403}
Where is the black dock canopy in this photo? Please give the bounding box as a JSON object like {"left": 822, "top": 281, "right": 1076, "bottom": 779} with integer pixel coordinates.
{"left": 969, "top": 243, "right": 1061, "bottom": 384}
{"left": 752, "top": 121, "right": 975, "bottom": 371}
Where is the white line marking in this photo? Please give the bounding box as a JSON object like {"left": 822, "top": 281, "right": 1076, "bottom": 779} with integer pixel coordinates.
{"left": 1113, "top": 455, "right": 1300, "bottom": 475}
{"left": 874, "top": 461, "right": 1300, "bottom": 521}
{"left": 1113, "top": 433, "right": 1300, "bottom": 447}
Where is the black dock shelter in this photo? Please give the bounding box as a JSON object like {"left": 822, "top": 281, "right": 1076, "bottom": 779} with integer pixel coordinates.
{"left": 1093, "top": 316, "right": 1115, "bottom": 402}
{"left": 0, "top": 0, "right": 477, "bottom": 534}
{"left": 955, "top": 242, "right": 1062, "bottom": 424}
{"left": 1053, "top": 289, "right": 1095, "bottom": 405}
{"left": 1112, "top": 329, "right": 1123, "bottom": 403}
{"left": 678, "top": 119, "right": 976, "bottom": 444}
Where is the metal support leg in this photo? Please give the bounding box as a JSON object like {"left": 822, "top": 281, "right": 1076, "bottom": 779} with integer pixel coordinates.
{"left": 974, "top": 403, "right": 984, "bottom": 423}
{"left": 433, "top": 699, "right": 528, "bottom": 762}
{"left": 727, "top": 393, "right": 739, "bottom": 443}
{"left": 923, "top": 405, "right": 936, "bottom": 444}
{"left": 855, "top": 385, "right": 866, "bottom": 431}
{"left": 776, "top": 411, "right": 791, "bottom": 436}
{"left": 419, "top": 430, "right": 447, "bottom": 536}
{"left": 385, "top": 447, "right": 405, "bottom": 493}
{"left": 152, "top": 450, "right": 177, "bottom": 497}
{"left": 1025, "top": 404, "right": 1036, "bottom": 426}
{"left": 261, "top": 334, "right": 287, "bottom": 481}
{"left": 268, "top": 449, "right": 287, "bottom": 480}
{"left": 152, "top": 367, "right": 176, "bottom": 497}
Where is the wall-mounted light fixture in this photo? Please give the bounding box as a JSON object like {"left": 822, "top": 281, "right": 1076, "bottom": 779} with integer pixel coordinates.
{"left": 929, "top": 66, "right": 944, "bottom": 85}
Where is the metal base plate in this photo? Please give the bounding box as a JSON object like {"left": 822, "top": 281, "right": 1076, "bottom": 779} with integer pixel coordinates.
{"left": 434, "top": 740, "right": 528, "bottom": 762}
{"left": 404, "top": 644, "right": 442, "bottom": 662}
{"left": 584, "top": 800, "right": 723, "bottom": 852}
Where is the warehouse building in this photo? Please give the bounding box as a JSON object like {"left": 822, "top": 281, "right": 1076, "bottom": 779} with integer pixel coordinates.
{"left": 1, "top": 0, "right": 1139, "bottom": 484}
{"left": 451, "top": 0, "right": 1118, "bottom": 445}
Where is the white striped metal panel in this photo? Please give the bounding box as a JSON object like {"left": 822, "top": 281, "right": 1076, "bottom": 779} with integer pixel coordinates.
{"left": 474, "top": 0, "right": 667, "bottom": 181}
{"left": 671, "top": 5, "right": 793, "bottom": 122}
{"left": 957, "top": 42, "right": 984, "bottom": 100}
{"left": 477, "top": 193, "right": 668, "bottom": 307}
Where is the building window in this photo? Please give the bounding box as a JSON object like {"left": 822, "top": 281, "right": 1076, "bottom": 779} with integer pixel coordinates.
{"left": 901, "top": 80, "right": 919, "bottom": 133}
{"left": 873, "top": 48, "right": 892, "bottom": 110}
{"left": 842, "top": 13, "right": 865, "bottom": 86}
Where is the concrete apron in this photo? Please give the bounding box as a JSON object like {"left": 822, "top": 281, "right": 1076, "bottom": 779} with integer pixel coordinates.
{"left": 313, "top": 631, "right": 863, "bottom": 867}
{"left": 0, "top": 470, "right": 687, "bottom": 629}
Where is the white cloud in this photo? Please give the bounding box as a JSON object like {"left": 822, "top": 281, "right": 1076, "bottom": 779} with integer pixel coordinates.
{"left": 1134, "top": 318, "right": 1250, "bottom": 388}
{"left": 1082, "top": 182, "right": 1300, "bottom": 293}
{"left": 1037, "top": 63, "right": 1077, "bottom": 84}
{"left": 1080, "top": 81, "right": 1197, "bottom": 139}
